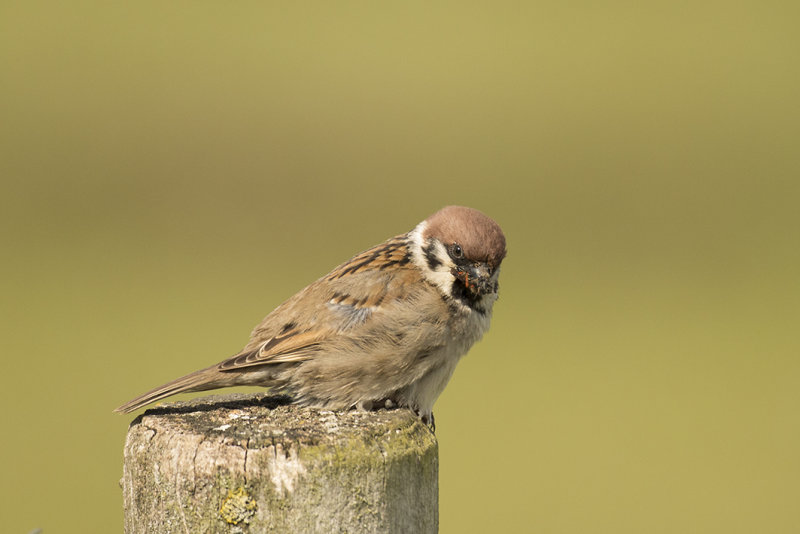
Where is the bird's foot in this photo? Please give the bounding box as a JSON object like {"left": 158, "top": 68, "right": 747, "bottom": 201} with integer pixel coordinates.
{"left": 415, "top": 409, "right": 436, "bottom": 433}
{"left": 355, "top": 400, "right": 435, "bottom": 432}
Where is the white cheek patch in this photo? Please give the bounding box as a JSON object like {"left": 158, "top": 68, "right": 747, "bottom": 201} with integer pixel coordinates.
{"left": 408, "top": 222, "right": 456, "bottom": 297}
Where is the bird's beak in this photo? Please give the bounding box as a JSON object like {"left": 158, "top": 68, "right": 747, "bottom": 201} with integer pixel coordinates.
{"left": 453, "top": 262, "right": 495, "bottom": 296}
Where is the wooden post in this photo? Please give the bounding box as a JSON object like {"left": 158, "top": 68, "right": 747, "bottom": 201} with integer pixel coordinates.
{"left": 121, "top": 393, "right": 438, "bottom": 533}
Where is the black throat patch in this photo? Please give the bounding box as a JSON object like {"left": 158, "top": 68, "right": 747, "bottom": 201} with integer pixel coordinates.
{"left": 448, "top": 278, "right": 488, "bottom": 315}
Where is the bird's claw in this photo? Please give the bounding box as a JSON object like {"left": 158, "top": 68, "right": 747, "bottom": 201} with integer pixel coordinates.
{"left": 416, "top": 409, "right": 436, "bottom": 433}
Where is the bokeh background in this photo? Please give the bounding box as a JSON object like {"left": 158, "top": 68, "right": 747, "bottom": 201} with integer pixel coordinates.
{"left": 2, "top": 2, "right": 798, "bottom": 532}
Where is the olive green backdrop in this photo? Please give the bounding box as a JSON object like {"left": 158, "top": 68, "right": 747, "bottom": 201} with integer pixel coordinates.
{"left": 2, "top": 2, "right": 798, "bottom": 532}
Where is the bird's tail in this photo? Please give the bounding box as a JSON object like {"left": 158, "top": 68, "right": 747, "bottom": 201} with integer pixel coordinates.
{"left": 114, "top": 364, "right": 226, "bottom": 414}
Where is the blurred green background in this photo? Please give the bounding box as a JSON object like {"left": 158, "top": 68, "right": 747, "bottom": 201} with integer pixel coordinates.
{"left": 2, "top": 1, "right": 798, "bottom": 532}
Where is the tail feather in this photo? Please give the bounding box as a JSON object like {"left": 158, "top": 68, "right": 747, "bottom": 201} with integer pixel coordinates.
{"left": 114, "top": 365, "right": 223, "bottom": 414}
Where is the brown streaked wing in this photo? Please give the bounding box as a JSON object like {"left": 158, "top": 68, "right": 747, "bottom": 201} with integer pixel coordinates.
{"left": 218, "top": 234, "right": 417, "bottom": 372}
{"left": 325, "top": 234, "right": 411, "bottom": 280}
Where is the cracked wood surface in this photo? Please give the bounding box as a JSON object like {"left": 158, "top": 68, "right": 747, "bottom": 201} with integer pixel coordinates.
{"left": 121, "top": 393, "right": 438, "bottom": 533}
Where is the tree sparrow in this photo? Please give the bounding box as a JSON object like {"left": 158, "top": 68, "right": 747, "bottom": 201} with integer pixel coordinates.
{"left": 115, "top": 206, "right": 506, "bottom": 428}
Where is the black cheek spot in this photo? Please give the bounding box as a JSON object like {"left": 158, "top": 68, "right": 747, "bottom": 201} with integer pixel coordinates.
{"left": 423, "top": 242, "right": 442, "bottom": 270}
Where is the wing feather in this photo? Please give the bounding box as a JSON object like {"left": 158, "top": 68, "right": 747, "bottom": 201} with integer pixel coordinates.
{"left": 217, "top": 234, "right": 419, "bottom": 372}
{"left": 219, "top": 330, "right": 326, "bottom": 369}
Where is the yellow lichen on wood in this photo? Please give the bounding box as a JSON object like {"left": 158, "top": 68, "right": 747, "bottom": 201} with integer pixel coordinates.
{"left": 219, "top": 487, "right": 257, "bottom": 525}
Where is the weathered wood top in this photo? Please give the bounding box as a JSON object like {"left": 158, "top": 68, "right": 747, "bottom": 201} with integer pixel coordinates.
{"left": 122, "top": 393, "right": 438, "bottom": 533}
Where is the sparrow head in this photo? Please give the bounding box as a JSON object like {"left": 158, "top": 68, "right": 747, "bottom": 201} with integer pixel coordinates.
{"left": 410, "top": 206, "right": 506, "bottom": 310}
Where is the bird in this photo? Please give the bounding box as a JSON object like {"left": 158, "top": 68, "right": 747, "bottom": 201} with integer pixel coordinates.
{"left": 115, "top": 205, "right": 507, "bottom": 428}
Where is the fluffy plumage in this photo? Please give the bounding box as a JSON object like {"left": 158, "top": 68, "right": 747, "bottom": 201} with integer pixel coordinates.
{"left": 115, "top": 206, "right": 507, "bottom": 426}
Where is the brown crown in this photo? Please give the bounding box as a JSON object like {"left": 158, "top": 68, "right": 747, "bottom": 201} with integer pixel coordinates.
{"left": 422, "top": 206, "right": 507, "bottom": 267}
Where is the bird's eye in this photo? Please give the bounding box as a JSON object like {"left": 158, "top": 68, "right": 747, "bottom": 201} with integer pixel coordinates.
{"left": 451, "top": 244, "right": 464, "bottom": 259}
